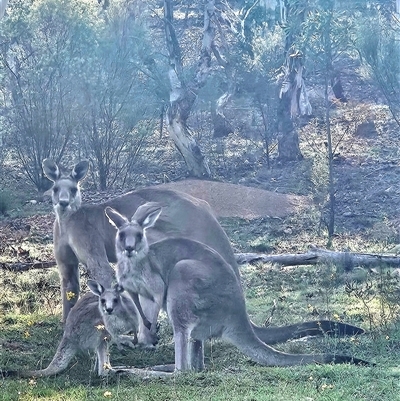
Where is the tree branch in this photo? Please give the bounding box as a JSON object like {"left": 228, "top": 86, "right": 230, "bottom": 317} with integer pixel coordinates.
{"left": 1, "top": 260, "right": 57, "bottom": 272}
{"left": 235, "top": 246, "right": 400, "bottom": 270}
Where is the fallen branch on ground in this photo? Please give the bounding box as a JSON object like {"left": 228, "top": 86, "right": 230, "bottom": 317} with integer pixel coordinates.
{"left": 235, "top": 245, "right": 400, "bottom": 270}
{"left": 0, "top": 260, "right": 56, "bottom": 272}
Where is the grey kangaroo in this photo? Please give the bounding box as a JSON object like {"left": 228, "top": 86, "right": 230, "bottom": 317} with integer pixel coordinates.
{"left": 42, "top": 159, "right": 363, "bottom": 348}
{"left": 5, "top": 282, "right": 140, "bottom": 377}
{"left": 106, "top": 204, "right": 368, "bottom": 370}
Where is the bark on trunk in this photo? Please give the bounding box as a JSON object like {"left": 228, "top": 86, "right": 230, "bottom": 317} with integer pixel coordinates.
{"left": 163, "top": 0, "right": 213, "bottom": 177}
{"left": 210, "top": 11, "right": 236, "bottom": 139}
{"left": 277, "top": 0, "right": 309, "bottom": 162}
{"left": 166, "top": 105, "right": 210, "bottom": 177}
{"left": 212, "top": 91, "right": 234, "bottom": 138}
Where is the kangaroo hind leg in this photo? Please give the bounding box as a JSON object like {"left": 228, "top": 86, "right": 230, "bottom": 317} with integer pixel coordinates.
{"left": 173, "top": 329, "right": 192, "bottom": 371}
{"left": 190, "top": 339, "right": 205, "bottom": 372}
{"left": 96, "top": 339, "right": 111, "bottom": 376}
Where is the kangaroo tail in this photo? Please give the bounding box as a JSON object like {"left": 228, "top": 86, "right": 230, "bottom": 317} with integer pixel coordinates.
{"left": 252, "top": 320, "right": 365, "bottom": 345}
{"left": 6, "top": 340, "right": 76, "bottom": 378}
{"left": 225, "top": 325, "right": 369, "bottom": 367}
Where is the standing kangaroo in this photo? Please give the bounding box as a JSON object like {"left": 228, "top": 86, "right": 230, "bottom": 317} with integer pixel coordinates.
{"left": 5, "top": 282, "right": 140, "bottom": 378}
{"left": 42, "top": 159, "right": 363, "bottom": 347}
{"left": 106, "top": 204, "right": 367, "bottom": 370}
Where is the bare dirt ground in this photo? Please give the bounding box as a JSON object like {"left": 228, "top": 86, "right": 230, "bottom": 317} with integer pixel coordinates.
{"left": 158, "top": 179, "right": 310, "bottom": 219}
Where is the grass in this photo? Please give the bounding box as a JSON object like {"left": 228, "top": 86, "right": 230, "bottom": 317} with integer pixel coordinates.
{"left": 1, "top": 252, "right": 400, "bottom": 400}
{"left": 1, "top": 366, "right": 398, "bottom": 401}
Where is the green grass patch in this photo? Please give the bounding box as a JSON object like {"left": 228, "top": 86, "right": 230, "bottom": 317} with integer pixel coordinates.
{"left": 1, "top": 260, "right": 400, "bottom": 400}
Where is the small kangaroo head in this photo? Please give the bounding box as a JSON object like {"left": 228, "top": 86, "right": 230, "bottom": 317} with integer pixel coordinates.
{"left": 105, "top": 203, "right": 162, "bottom": 259}
{"left": 42, "top": 159, "right": 89, "bottom": 214}
{"left": 88, "top": 279, "right": 125, "bottom": 315}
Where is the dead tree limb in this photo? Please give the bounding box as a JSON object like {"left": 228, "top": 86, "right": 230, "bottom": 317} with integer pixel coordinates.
{"left": 0, "top": 260, "right": 56, "bottom": 272}
{"left": 235, "top": 245, "right": 400, "bottom": 270}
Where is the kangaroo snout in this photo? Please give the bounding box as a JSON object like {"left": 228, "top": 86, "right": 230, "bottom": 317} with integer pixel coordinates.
{"left": 58, "top": 199, "right": 70, "bottom": 209}
{"left": 124, "top": 246, "right": 136, "bottom": 257}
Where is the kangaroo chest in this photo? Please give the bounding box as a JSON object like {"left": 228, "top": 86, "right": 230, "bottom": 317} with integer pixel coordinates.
{"left": 117, "top": 259, "right": 166, "bottom": 306}
{"left": 104, "top": 313, "right": 133, "bottom": 336}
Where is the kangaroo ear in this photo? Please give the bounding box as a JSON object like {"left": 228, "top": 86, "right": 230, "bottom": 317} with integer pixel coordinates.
{"left": 42, "top": 159, "right": 60, "bottom": 182}
{"left": 87, "top": 279, "right": 104, "bottom": 296}
{"left": 71, "top": 160, "right": 89, "bottom": 182}
{"left": 132, "top": 202, "right": 162, "bottom": 229}
{"left": 105, "top": 206, "right": 129, "bottom": 228}
{"left": 142, "top": 207, "right": 162, "bottom": 230}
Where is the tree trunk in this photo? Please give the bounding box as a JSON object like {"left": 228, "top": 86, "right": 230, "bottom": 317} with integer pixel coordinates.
{"left": 166, "top": 105, "right": 210, "bottom": 177}
{"left": 212, "top": 92, "right": 234, "bottom": 138}
{"left": 277, "top": 0, "right": 310, "bottom": 162}
{"left": 0, "top": 0, "right": 8, "bottom": 19}
{"left": 210, "top": 5, "right": 237, "bottom": 139}
{"left": 163, "top": 0, "right": 211, "bottom": 177}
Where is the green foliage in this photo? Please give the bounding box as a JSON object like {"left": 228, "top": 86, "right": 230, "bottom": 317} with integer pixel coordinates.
{"left": 300, "top": 0, "right": 355, "bottom": 72}
{"left": 77, "top": 2, "right": 163, "bottom": 189}
{"left": 355, "top": 6, "right": 400, "bottom": 126}
{"left": 0, "top": 0, "right": 166, "bottom": 191}
{"left": 0, "top": 0, "right": 99, "bottom": 191}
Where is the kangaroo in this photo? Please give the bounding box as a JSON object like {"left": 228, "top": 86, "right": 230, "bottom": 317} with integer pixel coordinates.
{"left": 4, "top": 283, "right": 139, "bottom": 378}
{"left": 42, "top": 159, "right": 363, "bottom": 348}
{"left": 87, "top": 280, "right": 139, "bottom": 351}
{"left": 106, "top": 204, "right": 368, "bottom": 371}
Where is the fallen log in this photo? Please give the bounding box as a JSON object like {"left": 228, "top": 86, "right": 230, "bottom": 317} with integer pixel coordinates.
{"left": 235, "top": 245, "right": 400, "bottom": 270}
{"left": 2, "top": 246, "right": 400, "bottom": 272}
{"left": 0, "top": 260, "right": 56, "bottom": 272}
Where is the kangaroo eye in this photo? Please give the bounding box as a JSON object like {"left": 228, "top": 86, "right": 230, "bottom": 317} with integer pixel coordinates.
{"left": 119, "top": 232, "right": 125, "bottom": 241}
{"left": 53, "top": 186, "right": 59, "bottom": 194}
{"left": 136, "top": 233, "right": 143, "bottom": 241}
{"left": 71, "top": 188, "right": 77, "bottom": 196}
{"left": 101, "top": 299, "right": 106, "bottom": 304}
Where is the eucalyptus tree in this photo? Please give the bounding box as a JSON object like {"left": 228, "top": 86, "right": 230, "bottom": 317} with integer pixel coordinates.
{"left": 163, "top": 0, "right": 214, "bottom": 177}
{"left": 300, "top": 0, "right": 355, "bottom": 238}
{"left": 78, "top": 0, "right": 161, "bottom": 189}
{"left": 0, "top": 0, "right": 98, "bottom": 192}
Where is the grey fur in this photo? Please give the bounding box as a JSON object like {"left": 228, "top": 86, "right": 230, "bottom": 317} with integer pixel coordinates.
{"left": 87, "top": 280, "right": 139, "bottom": 350}
{"left": 10, "top": 282, "right": 139, "bottom": 378}
{"left": 42, "top": 159, "right": 238, "bottom": 346}
{"left": 107, "top": 204, "right": 367, "bottom": 371}
{"left": 4, "top": 283, "right": 174, "bottom": 378}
